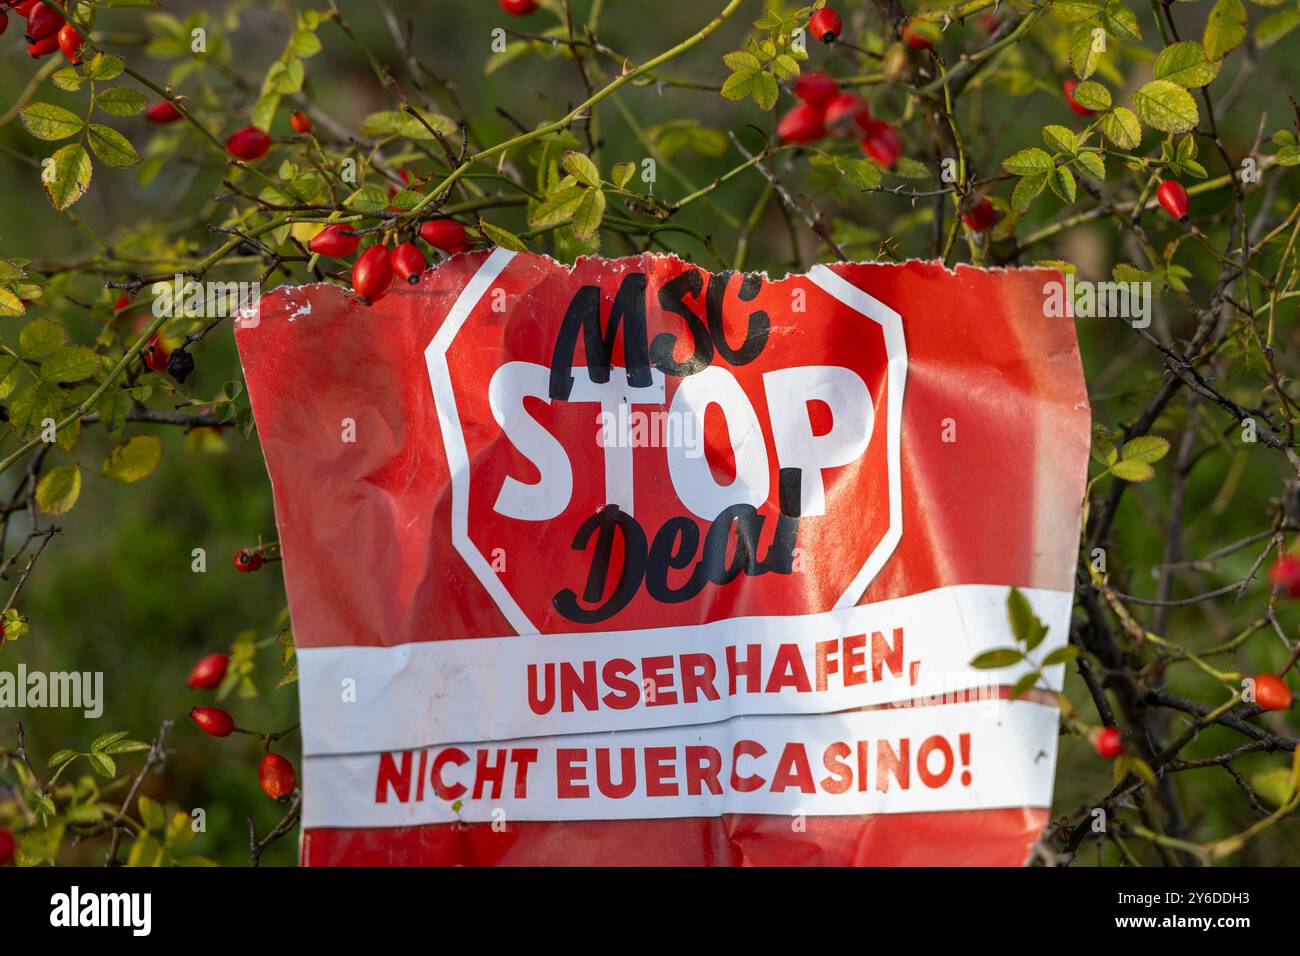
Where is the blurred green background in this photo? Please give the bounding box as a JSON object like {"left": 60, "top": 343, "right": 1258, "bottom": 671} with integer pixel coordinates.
{"left": 1, "top": 0, "right": 1298, "bottom": 865}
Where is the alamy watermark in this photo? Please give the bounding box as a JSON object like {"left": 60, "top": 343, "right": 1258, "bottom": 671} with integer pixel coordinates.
{"left": 596, "top": 404, "right": 705, "bottom": 458}
{"left": 1043, "top": 272, "right": 1151, "bottom": 328}
{"left": 151, "top": 274, "right": 261, "bottom": 327}
{"left": 0, "top": 664, "right": 103, "bottom": 718}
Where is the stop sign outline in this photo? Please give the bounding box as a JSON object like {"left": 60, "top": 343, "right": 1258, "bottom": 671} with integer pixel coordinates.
{"left": 424, "top": 248, "right": 907, "bottom": 635}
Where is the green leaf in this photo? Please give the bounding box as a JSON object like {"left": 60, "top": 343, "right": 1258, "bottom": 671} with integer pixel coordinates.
{"left": 0, "top": 290, "right": 23, "bottom": 318}
{"left": 1043, "top": 125, "right": 1079, "bottom": 155}
{"left": 1075, "top": 150, "right": 1106, "bottom": 179}
{"left": 165, "top": 811, "right": 197, "bottom": 849}
{"left": 1069, "top": 23, "right": 1105, "bottom": 79}
{"left": 1051, "top": 0, "right": 1106, "bottom": 23}
{"left": 723, "top": 51, "right": 762, "bottom": 72}
{"left": 87, "top": 124, "right": 141, "bottom": 168}
{"left": 46, "top": 749, "right": 78, "bottom": 769}
{"left": 1204, "top": 0, "right": 1247, "bottom": 61}
{"left": 751, "top": 72, "right": 779, "bottom": 110}
{"left": 1134, "top": 79, "right": 1199, "bottom": 132}
{"left": 52, "top": 67, "right": 84, "bottom": 92}
{"left": 1252, "top": 767, "right": 1296, "bottom": 808}
{"left": 344, "top": 184, "right": 389, "bottom": 213}
{"left": 1153, "top": 41, "right": 1222, "bottom": 87}
{"left": 833, "top": 155, "right": 882, "bottom": 190}
{"left": 888, "top": 157, "right": 930, "bottom": 179}
{"left": 1002, "top": 147, "right": 1055, "bottom": 176}
{"left": 86, "top": 752, "right": 116, "bottom": 778}
{"left": 102, "top": 435, "right": 163, "bottom": 483}
{"left": 101, "top": 739, "right": 150, "bottom": 755}
{"left": 1126, "top": 756, "right": 1159, "bottom": 787}
{"left": 611, "top": 161, "right": 636, "bottom": 188}
{"left": 561, "top": 151, "right": 601, "bottom": 188}
{"left": 1051, "top": 165, "right": 1078, "bottom": 203}
{"left": 66, "top": 804, "right": 105, "bottom": 824}
{"left": 138, "top": 795, "right": 166, "bottom": 831}
{"left": 1109, "top": 458, "right": 1156, "bottom": 481}
{"left": 20, "top": 103, "right": 85, "bottom": 141}
{"left": 289, "top": 28, "right": 322, "bottom": 57}
{"left": 1007, "top": 586, "right": 1050, "bottom": 651}
{"left": 20, "top": 317, "right": 68, "bottom": 359}
{"left": 970, "top": 648, "right": 1026, "bottom": 669}
{"left": 126, "top": 832, "right": 161, "bottom": 867}
{"left": 571, "top": 188, "right": 607, "bottom": 240}
{"left": 1011, "top": 172, "right": 1049, "bottom": 212}
{"left": 92, "top": 730, "right": 130, "bottom": 752}
{"left": 1100, "top": 107, "right": 1142, "bottom": 149}
{"left": 6, "top": 379, "right": 62, "bottom": 442}
{"left": 1042, "top": 645, "right": 1080, "bottom": 666}
{"left": 1121, "top": 434, "right": 1170, "bottom": 463}
{"left": 719, "top": 70, "right": 755, "bottom": 101}
{"left": 477, "top": 218, "right": 527, "bottom": 252}
{"left": 1010, "top": 671, "right": 1041, "bottom": 699}
{"left": 36, "top": 465, "right": 81, "bottom": 516}
{"left": 358, "top": 109, "right": 456, "bottom": 141}
{"left": 86, "top": 53, "right": 125, "bottom": 81}
{"left": 266, "top": 58, "right": 304, "bottom": 95}
{"left": 1256, "top": 5, "right": 1300, "bottom": 46}
{"left": 530, "top": 184, "right": 588, "bottom": 228}
{"left": 95, "top": 88, "right": 148, "bottom": 117}
{"left": 1102, "top": 2, "right": 1142, "bottom": 40}
{"left": 43, "top": 143, "right": 94, "bottom": 210}
{"left": 1071, "top": 80, "right": 1112, "bottom": 111}
{"left": 40, "top": 346, "right": 99, "bottom": 383}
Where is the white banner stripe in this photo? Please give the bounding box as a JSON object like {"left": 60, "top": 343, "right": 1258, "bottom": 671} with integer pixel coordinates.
{"left": 298, "top": 583, "right": 1071, "bottom": 756}
{"left": 301, "top": 698, "right": 1059, "bottom": 827}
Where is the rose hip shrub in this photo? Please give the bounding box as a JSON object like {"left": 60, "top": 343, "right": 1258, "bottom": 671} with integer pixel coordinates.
{"left": 0, "top": 0, "right": 1298, "bottom": 866}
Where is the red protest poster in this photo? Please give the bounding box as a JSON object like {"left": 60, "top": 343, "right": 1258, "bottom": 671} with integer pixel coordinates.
{"left": 235, "top": 251, "right": 1089, "bottom": 866}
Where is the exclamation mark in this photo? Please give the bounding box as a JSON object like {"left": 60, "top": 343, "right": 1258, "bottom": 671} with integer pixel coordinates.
{"left": 959, "top": 734, "right": 971, "bottom": 786}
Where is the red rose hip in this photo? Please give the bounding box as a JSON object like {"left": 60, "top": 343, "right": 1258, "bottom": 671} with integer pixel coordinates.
{"left": 146, "top": 100, "right": 183, "bottom": 124}
{"left": 26, "top": 33, "right": 57, "bottom": 56}
{"left": 809, "top": 6, "right": 841, "bottom": 43}
{"left": 1271, "top": 555, "right": 1300, "bottom": 597}
{"left": 308, "top": 223, "right": 360, "bottom": 258}
{"left": 143, "top": 335, "right": 169, "bottom": 373}
{"left": 56, "top": 20, "right": 81, "bottom": 62}
{"left": 1255, "top": 673, "right": 1293, "bottom": 711}
{"left": 860, "top": 119, "right": 901, "bottom": 168}
{"left": 226, "top": 126, "right": 271, "bottom": 161}
{"left": 189, "top": 706, "right": 234, "bottom": 737}
{"left": 1157, "top": 179, "right": 1189, "bottom": 222}
{"left": 777, "top": 103, "right": 826, "bottom": 144}
{"left": 824, "top": 92, "right": 870, "bottom": 135}
{"left": 962, "top": 197, "right": 998, "bottom": 232}
{"left": 901, "top": 17, "right": 935, "bottom": 50}
{"left": 419, "top": 219, "right": 470, "bottom": 254}
{"left": 233, "top": 549, "right": 263, "bottom": 572}
{"left": 391, "top": 242, "right": 427, "bottom": 284}
{"left": 289, "top": 109, "right": 312, "bottom": 135}
{"left": 352, "top": 244, "right": 393, "bottom": 304}
{"left": 794, "top": 71, "right": 839, "bottom": 108}
{"left": 1094, "top": 726, "right": 1123, "bottom": 758}
{"left": 0, "top": 827, "right": 13, "bottom": 866}
{"left": 188, "top": 653, "right": 229, "bottom": 690}
{"left": 259, "top": 753, "right": 296, "bottom": 799}
{"left": 498, "top": 0, "right": 538, "bottom": 13}
{"left": 24, "top": 1, "right": 61, "bottom": 42}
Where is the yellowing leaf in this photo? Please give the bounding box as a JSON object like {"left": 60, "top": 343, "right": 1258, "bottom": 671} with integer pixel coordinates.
{"left": 36, "top": 465, "right": 81, "bottom": 515}
{"left": 102, "top": 435, "right": 163, "bottom": 483}
{"left": 44, "top": 144, "right": 93, "bottom": 211}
